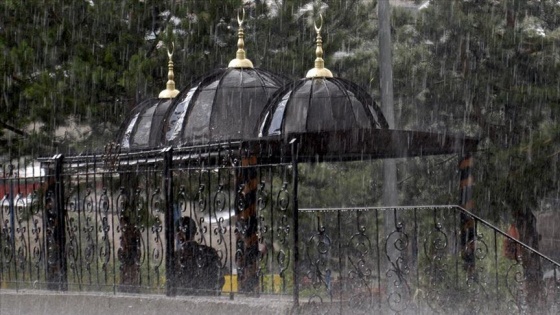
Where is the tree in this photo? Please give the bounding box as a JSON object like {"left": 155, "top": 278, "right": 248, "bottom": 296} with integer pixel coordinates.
{"left": 414, "top": 0, "right": 560, "bottom": 308}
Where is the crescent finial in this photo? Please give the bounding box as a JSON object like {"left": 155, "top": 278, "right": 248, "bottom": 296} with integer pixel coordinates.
{"left": 306, "top": 13, "right": 332, "bottom": 78}
{"left": 229, "top": 7, "right": 253, "bottom": 68}
{"left": 159, "top": 42, "right": 179, "bottom": 98}
{"left": 237, "top": 8, "right": 245, "bottom": 27}
{"left": 314, "top": 14, "right": 323, "bottom": 34}
{"left": 167, "top": 42, "right": 174, "bottom": 59}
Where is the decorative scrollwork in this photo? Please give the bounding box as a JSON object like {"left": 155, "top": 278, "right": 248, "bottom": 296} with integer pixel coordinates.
{"left": 303, "top": 216, "right": 333, "bottom": 301}
{"left": 1, "top": 219, "right": 13, "bottom": 264}
{"left": 346, "top": 220, "right": 375, "bottom": 299}
{"left": 15, "top": 194, "right": 26, "bottom": 222}
{"left": 66, "top": 217, "right": 79, "bottom": 269}
{"left": 257, "top": 180, "right": 267, "bottom": 211}
{"left": 99, "top": 217, "right": 111, "bottom": 271}
{"left": 506, "top": 259, "right": 528, "bottom": 313}
{"left": 196, "top": 183, "right": 207, "bottom": 212}
{"left": 277, "top": 249, "right": 289, "bottom": 279}
{"left": 29, "top": 190, "right": 40, "bottom": 215}
{"left": 214, "top": 184, "right": 226, "bottom": 213}
{"left": 103, "top": 141, "right": 120, "bottom": 171}
{"left": 97, "top": 188, "right": 112, "bottom": 273}
{"left": 83, "top": 216, "right": 96, "bottom": 269}
{"left": 150, "top": 188, "right": 164, "bottom": 273}
{"left": 31, "top": 218, "right": 43, "bottom": 269}
{"left": 423, "top": 219, "right": 451, "bottom": 312}
{"left": 15, "top": 224, "right": 27, "bottom": 272}
{"left": 177, "top": 186, "right": 187, "bottom": 214}
{"left": 83, "top": 188, "right": 95, "bottom": 213}
{"left": 385, "top": 214, "right": 411, "bottom": 313}
{"left": 277, "top": 182, "right": 289, "bottom": 212}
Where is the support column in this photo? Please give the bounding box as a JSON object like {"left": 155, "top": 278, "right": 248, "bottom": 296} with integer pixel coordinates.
{"left": 290, "top": 139, "right": 300, "bottom": 308}
{"left": 46, "top": 154, "right": 67, "bottom": 290}
{"left": 235, "top": 149, "right": 259, "bottom": 294}
{"left": 163, "top": 147, "right": 176, "bottom": 296}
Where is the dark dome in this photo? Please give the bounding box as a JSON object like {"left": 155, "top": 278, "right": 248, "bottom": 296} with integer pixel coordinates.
{"left": 117, "top": 98, "right": 174, "bottom": 151}
{"left": 117, "top": 44, "right": 180, "bottom": 151}
{"left": 258, "top": 77, "right": 388, "bottom": 137}
{"left": 163, "top": 67, "right": 287, "bottom": 146}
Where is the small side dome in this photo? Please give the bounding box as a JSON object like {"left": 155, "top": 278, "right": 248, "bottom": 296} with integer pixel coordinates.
{"left": 118, "top": 98, "right": 174, "bottom": 150}
{"left": 258, "top": 15, "right": 388, "bottom": 138}
{"left": 258, "top": 77, "right": 388, "bottom": 137}
{"left": 116, "top": 44, "right": 179, "bottom": 151}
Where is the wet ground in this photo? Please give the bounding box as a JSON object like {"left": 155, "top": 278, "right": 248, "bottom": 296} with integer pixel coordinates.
{"left": 0, "top": 289, "right": 294, "bottom": 315}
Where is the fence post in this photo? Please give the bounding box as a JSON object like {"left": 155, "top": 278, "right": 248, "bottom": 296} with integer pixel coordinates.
{"left": 290, "top": 138, "right": 299, "bottom": 308}
{"left": 46, "top": 154, "right": 67, "bottom": 290}
{"left": 163, "top": 147, "right": 176, "bottom": 296}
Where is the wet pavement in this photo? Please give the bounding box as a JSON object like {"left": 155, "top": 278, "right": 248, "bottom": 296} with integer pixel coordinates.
{"left": 0, "top": 290, "right": 294, "bottom": 315}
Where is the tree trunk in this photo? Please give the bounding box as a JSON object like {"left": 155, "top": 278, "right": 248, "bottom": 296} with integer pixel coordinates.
{"left": 515, "top": 208, "right": 544, "bottom": 311}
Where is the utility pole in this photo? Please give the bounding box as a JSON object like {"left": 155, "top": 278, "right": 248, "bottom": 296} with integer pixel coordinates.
{"left": 379, "top": 1, "right": 396, "bottom": 177}
{"left": 378, "top": 0, "right": 401, "bottom": 306}
{"left": 378, "top": 0, "right": 397, "bottom": 213}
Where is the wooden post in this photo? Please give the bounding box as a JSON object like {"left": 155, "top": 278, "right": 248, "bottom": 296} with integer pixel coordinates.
{"left": 459, "top": 154, "right": 476, "bottom": 276}
{"left": 235, "top": 150, "right": 259, "bottom": 294}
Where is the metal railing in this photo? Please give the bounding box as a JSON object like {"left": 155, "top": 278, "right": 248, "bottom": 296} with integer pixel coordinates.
{"left": 0, "top": 150, "right": 559, "bottom": 314}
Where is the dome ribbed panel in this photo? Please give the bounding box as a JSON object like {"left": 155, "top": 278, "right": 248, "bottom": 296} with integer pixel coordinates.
{"left": 117, "top": 98, "right": 173, "bottom": 151}
{"left": 258, "top": 77, "right": 389, "bottom": 137}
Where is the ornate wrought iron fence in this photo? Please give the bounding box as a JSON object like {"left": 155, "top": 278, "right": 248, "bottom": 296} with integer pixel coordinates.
{"left": 1, "top": 150, "right": 559, "bottom": 314}
{"left": 297, "top": 206, "right": 560, "bottom": 314}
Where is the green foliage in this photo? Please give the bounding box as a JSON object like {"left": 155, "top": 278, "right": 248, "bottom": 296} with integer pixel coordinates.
{"left": 0, "top": 0, "right": 558, "bottom": 231}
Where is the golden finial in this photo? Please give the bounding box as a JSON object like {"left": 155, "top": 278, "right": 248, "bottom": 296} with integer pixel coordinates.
{"left": 306, "top": 14, "right": 333, "bottom": 78}
{"left": 228, "top": 8, "right": 254, "bottom": 68}
{"left": 159, "top": 42, "right": 180, "bottom": 99}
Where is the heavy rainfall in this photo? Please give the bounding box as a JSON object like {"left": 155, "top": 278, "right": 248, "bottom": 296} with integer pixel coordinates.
{"left": 0, "top": 0, "right": 559, "bottom": 314}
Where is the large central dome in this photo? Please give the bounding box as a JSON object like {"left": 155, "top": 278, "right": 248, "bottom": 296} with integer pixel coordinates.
{"left": 164, "top": 67, "right": 286, "bottom": 146}
{"left": 162, "top": 13, "right": 287, "bottom": 146}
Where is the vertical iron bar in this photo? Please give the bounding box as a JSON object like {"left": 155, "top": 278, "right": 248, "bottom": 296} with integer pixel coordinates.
{"left": 107, "top": 167, "right": 114, "bottom": 293}
{"left": 375, "top": 208, "right": 381, "bottom": 311}
{"left": 76, "top": 167, "right": 83, "bottom": 290}
{"left": 494, "top": 230, "right": 499, "bottom": 313}
{"left": 41, "top": 162, "right": 48, "bottom": 289}
{"left": 414, "top": 207, "right": 419, "bottom": 296}
{"left": 0, "top": 165, "right": 4, "bottom": 285}
{"left": 163, "top": 147, "right": 175, "bottom": 296}
{"left": 54, "top": 154, "right": 67, "bottom": 290}
{"left": 268, "top": 165, "right": 274, "bottom": 296}
{"left": 228, "top": 158, "right": 234, "bottom": 300}
{"left": 111, "top": 161, "right": 118, "bottom": 294}
{"left": 338, "top": 210, "right": 342, "bottom": 314}
{"left": 8, "top": 164, "right": 17, "bottom": 289}
{"left": 454, "top": 208, "right": 459, "bottom": 288}
{"left": 93, "top": 155, "right": 99, "bottom": 288}
{"left": 26, "top": 165, "right": 33, "bottom": 285}
{"left": 145, "top": 164, "right": 151, "bottom": 289}
{"left": 290, "top": 139, "right": 299, "bottom": 309}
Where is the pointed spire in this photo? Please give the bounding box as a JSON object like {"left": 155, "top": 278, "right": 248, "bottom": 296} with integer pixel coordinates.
{"left": 306, "top": 14, "right": 333, "bottom": 78}
{"left": 228, "top": 8, "right": 254, "bottom": 68}
{"left": 159, "top": 42, "right": 180, "bottom": 99}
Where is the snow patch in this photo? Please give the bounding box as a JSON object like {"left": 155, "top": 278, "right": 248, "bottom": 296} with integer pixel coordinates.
{"left": 332, "top": 51, "right": 354, "bottom": 60}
